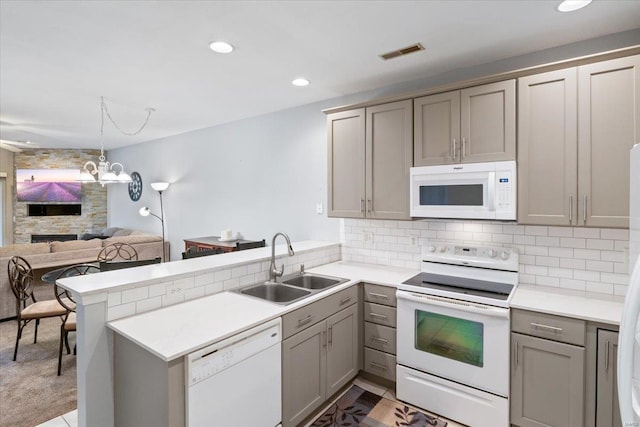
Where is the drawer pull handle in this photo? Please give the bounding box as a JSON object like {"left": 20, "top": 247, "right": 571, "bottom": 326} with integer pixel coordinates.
{"left": 369, "top": 292, "right": 389, "bottom": 300}
{"left": 605, "top": 340, "right": 610, "bottom": 372}
{"left": 530, "top": 322, "right": 563, "bottom": 333}
{"left": 371, "top": 336, "right": 389, "bottom": 344}
{"left": 339, "top": 296, "right": 353, "bottom": 305}
{"left": 370, "top": 313, "right": 388, "bottom": 320}
{"left": 298, "top": 315, "right": 313, "bottom": 326}
{"left": 369, "top": 362, "right": 388, "bottom": 371}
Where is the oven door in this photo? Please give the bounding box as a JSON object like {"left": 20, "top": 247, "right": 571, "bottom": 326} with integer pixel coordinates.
{"left": 410, "top": 168, "right": 496, "bottom": 219}
{"left": 396, "top": 290, "right": 510, "bottom": 397}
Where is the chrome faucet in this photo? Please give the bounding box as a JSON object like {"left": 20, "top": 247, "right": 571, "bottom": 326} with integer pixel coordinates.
{"left": 269, "top": 232, "right": 295, "bottom": 282}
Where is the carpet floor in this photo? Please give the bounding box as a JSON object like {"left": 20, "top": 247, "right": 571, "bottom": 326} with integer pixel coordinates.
{"left": 310, "top": 385, "right": 448, "bottom": 427}
{"left": 0, "top": 308, "right": 77, "bottom": 427}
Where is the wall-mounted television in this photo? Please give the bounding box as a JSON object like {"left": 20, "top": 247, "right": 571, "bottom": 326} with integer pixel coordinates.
{"left": 16, "top": 169, "right": 82, "bottom": 203}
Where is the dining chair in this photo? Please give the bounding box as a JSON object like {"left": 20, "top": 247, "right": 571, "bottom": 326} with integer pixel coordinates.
{"left": 235, "top": 239, "right": 266, "bottom": 251}
{"left": 8, "top": 256, "right": 67, "bottom": 361}
{"left": 97, "top": 242, "right": 138, "bottom": 262}
{"left": 181, "top": 247, "right": 225, "bottom": 259}
{"left": 53, "top": 263, "right": 100, "bottom": 375}
{"left": 99, "top": 257, "right": 161, "bottom": 271}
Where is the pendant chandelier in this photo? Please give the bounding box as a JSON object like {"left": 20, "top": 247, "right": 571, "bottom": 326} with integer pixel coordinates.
{"left": 79, "top": 96, "right": 155, "bottom": 185}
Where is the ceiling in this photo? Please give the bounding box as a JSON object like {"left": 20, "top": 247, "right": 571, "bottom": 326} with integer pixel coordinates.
{"left": 1, "top": 0, "right": 639, "bottom": 150}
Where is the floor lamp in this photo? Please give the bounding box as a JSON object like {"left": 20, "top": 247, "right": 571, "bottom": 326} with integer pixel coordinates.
{"left": 139, "top": 182, "right": 169, "bottom": 262}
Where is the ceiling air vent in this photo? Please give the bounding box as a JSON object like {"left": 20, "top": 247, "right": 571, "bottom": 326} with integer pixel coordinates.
{"left": 379, "top": 43, "right": 425, "bottom": 61}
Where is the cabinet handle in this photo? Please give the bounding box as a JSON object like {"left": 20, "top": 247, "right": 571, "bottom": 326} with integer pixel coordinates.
{"left": 605, "top": 340, "right": 610, "bottom": 372}
{"left": 583, "top": 195, "right": 587, "bottom": 223}
{"left": 515, "top": 340, "right": 519, "bottom": 368}
{"left": 322, "top": 330, "right": 327, "bottom": 348}
{"left": 367, "top": 199, "right": 372, "bottom": 213}
{"left": 328, "top": 326, "right": 333, "bottom": 346}
{"left": 569, "top": 196, "right": 573, "bottom": 223}
{"left": 339, "top": 296, "right": 352, "bottom": 306}
{"left": 451, "top": 138, "right": 457, "bottom": 161}
{"left": 360, "top": 198, "right": 365, "bottom": 213}
{"left": 369, "top": 362, "right": 388, "bottom": 371}
{"left": 530, "top": 322, "right": 563, "bottom": 333}
{"left": 369, "top": 292, "right": 389, "bottom": 300}
{"left": 370, "top": 313, "right": 388, "bottom": 320}
{"left": 461, "top": 137, "right": 466, "bottom": 160}
{"left": 298, "top": 315, "right": 313, "bottom": 326}
{"left": 371, "top": 336, "right": 389, "bottom": 345}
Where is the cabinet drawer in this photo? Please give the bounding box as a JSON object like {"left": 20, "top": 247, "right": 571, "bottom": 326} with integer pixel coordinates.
{"left": 364, "top": 347, "right": 396, "bottom": 382}
{"left": 364, "top": 322, "right": 396, "bottom": 355}
{"left": 363, "top": 302, "right": 396, "bottom": 328}
{"left": 512, "top": 309, "right": 585, "bottom": 346}
{"left": 282, "top": 286, "right": 358, "bottom": 339}
{"left": 363, "top": 283, "right": 397, "bottom": 307}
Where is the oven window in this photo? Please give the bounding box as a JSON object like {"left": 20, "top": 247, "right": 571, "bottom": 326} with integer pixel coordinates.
{"left": 419, "top": 184, "right": 484, "bottom": 206}
{"left": 415, "top": 310, "right": 484, "bottom": 367}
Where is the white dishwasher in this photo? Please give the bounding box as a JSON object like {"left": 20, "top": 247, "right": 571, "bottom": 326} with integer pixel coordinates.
{"left": 185, "top": 317, "right": 282, "bottom": 427}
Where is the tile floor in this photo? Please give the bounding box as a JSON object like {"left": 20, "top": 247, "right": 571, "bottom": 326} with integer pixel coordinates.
{"left": 37, "top": 377, "right": 466, "bottom": 427}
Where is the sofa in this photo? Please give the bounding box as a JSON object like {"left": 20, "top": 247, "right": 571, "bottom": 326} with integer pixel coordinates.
{"left": 0, "top": 228, "right": 167, "bottom": 320}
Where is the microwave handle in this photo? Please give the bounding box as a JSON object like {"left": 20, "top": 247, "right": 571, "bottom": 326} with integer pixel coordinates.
{"left": 487, "top": 172, "right": 496, "bottom": 211}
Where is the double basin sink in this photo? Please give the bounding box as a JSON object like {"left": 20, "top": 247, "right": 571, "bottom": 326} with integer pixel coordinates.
{"left": 238, "top": 272, "right": 349, "bottom": 305}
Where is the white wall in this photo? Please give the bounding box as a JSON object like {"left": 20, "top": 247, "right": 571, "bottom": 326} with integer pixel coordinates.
{"left": 107, "top": 29, "right": 640, "bottom": 262}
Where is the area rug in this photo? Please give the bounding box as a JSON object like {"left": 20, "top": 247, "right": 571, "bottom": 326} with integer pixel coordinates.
{"left": 310, "top": 385, "right": 448, "bottom": 427}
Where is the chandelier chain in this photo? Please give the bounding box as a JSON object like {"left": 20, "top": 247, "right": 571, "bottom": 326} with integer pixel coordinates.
{"left": 100, "top": 96, "right": 154, "bottom": 138}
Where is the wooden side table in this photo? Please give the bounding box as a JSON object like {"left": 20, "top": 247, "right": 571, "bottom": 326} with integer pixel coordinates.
{"left": 183, "top": 236, "right": 263, "bottom": 253}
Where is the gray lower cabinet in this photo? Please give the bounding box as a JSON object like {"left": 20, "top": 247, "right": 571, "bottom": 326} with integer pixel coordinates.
{"left": 596, "top": 329, "right": 621, "bottom": 427}
{"left": 362, "top": 283, "right": 397, "bottom": 382}
{"left": 511, "top": 332, "right": 585, "bottom": 427}
{"left": 282, "top": 301, "right": 358, "bottom": 427}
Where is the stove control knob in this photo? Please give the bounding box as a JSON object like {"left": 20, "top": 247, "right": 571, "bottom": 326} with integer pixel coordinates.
{"left": 427, "top": 245, "right": 436, "bottom": 253}
{"left": 488, "top": 249, "right": 497, "bottom": 258}
{"left": 500, "top": 251, "right": 510, "bottom": 260}
{"left": 437, "top": 246, "right": 446, "bottom": 253}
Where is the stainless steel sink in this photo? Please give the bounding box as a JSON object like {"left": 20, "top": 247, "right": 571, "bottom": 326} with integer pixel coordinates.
{"left": 282, "top": 273, "right": 349, "bottom": 290}
{"left": 236, "top": 272, "right": 349, "bottom": 305}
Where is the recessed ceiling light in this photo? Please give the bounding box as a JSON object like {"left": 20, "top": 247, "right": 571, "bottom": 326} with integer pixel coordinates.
{"left": 292, "top": 78, "right": 310, "bottom": 87}
{"left": 209, "top": 41, "right": 234, "bottom": 53}
{"left": 557, "top": 0, "right": 592, "bottom": 12}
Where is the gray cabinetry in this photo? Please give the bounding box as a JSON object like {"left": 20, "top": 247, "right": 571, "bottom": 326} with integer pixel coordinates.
{"left": 281, "top": 288, "right": 358, "bottom": 427}
{"left": 595, "top": 329, "right": 621, "bottom": 427}
{"left": 511, "top": 309, "right": 586, "bottom": 427}
{"left": 414, "top": 80, "right": 515, "bottom": 166}
{"left": 327, "top": 100, "right": 413, "bottom": 219}
{"left": 518, "top": 54, "right": 640, "bottom": 227}
{"left": 362, "top": 283, "right": 397, "bottom": 382}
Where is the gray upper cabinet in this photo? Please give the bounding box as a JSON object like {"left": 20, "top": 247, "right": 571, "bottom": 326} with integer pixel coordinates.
{"left": 578, "top": 55, "right": 640, "bottom": 228}
{"left": 327, "top": 100, "right": 412, "bottom": 219}
{"left": 596, "top": 330, "right": 621, "bottom": 427}
{"left": 518, "top": 68, "right": 578, "bottom": 225}
{"left": 327, "top": 109, "right": 366, "bottom": 218}
{"left": 519, "top": 55, "right": 639, "bottom": 227}
{"left": 414, "top": 80, "right": 515, "bottom": 166}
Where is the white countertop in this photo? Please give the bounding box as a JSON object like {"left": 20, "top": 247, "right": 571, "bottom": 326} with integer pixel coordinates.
{"left": 510, "top": 284, "right": 625, "bottom": 325}
{"left": 108, "top": 260, "right": 625, "bottom": 361}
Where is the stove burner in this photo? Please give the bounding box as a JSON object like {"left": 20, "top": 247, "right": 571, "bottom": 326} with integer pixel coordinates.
{"left": 402, "top": 272, "right": 514, "bottom": 301}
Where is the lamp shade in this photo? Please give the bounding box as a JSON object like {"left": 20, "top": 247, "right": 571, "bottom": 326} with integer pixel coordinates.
{"left": 151, "top": 182, "right": 169, "bottom": 192}
{"left": 139, "top": 207, "right": 151, "bottom": 217}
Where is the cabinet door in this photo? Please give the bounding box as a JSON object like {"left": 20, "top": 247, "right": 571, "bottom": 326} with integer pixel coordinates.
{"left": 460, "top": 80, "right": 516, "bottom": 163}
{"left": 414, "top": 91, "right": 460, "bottom": 166}
{"left": 327, "top": 109, "right": 366, "bottom": 218}
{"left": 282, "top": 321, "right": 327, "bottom": 427}
{"left": 366, "top": 100, "right": 413, "bottom": 219}
{"left": 326, "top": 304, "right": 359, "bottom": 397}
{"left": 578, "top": 55, "right": 640, "bottom": 227}
{"left": 517, "top": 69, "right": 578, "bottom": 225}
{"left": 511, "top": 333, "right": 585, "bottom": 427}
{"left": 596, "top": 330, "right": 621, "bottom": 427}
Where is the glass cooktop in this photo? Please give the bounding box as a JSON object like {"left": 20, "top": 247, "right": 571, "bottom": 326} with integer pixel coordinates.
{"left": 402, "top": 272, "right": 514, "bottom": 301}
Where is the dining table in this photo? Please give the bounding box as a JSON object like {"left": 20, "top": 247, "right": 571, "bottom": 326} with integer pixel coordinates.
{"left": 40, "top": 263, "right": 101, "bottom": 284}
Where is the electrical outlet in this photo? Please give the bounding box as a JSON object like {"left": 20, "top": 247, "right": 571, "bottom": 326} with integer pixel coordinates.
{"left": 316, "top": 203, "right": 323, "bottom": 214}
{"left": 168, "top": 284, "right": 184, "bottom": 297}
{"left": 363, "top": 231, "right": 374, "bottom": 243}
{"left": 409, "top": 233, "right": 419, "bottom": 247}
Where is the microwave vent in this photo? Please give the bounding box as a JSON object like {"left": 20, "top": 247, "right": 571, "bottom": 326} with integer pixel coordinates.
{"left": 379, "top": 43, "right": 425, "bottom": 61}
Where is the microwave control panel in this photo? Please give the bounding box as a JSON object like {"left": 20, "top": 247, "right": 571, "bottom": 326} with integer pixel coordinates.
{"left": 495, "top": 169, "right": 515, "bottom": 218}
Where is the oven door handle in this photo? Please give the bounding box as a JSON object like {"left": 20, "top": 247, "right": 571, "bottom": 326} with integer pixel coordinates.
{"left": 396, "top": 291, "right": 510, "bottom": 319}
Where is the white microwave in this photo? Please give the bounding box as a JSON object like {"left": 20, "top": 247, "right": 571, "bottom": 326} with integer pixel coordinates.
{"left": 410, "top": 161, "right": 516, "bottom": 220}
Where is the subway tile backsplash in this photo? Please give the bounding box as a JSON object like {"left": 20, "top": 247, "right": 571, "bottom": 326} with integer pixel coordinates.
{"left": 341, "top": 218, "right": 630, "bottom": 297}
